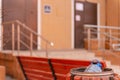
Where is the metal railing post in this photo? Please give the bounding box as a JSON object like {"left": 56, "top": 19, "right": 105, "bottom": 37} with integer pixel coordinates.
{"left": 12, "top": 23, "right": 15, "bottom": 53}
{"left": 109, "top": 29, "right": 112, "bottom": 50}
{"left": 2, "top": 20, "right": 53, "bottom": 56}
{"left": 88, "top": 28, "right": 91, "bottom": 50}
{"left": 17, "top": 24, "right": 20, "bottom": 55}
{"left": 1, "top": 24, "right": 3, "bottom": 51}
{"left": 98, "top": 28, "right": 101, "bottom": 50}
{"left": 46, "top": 43, "right": 48, "bottom": 58}
{"left": 103, "top": 37, "right": 105, "bottom": 50}
{"left": 30, "top": 33, "right": 33, "bottom": 56}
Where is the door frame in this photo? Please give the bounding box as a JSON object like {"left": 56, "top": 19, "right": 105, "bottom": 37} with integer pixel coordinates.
{"left": 37, "top": 0, "right": 42, "bottom": 50}
{"left": 0, "top": 0, "right": 2, "bottom": 50}
{"left": 71, "top": 0, "right": 100, "bottom": 49}
{"left": 71, "top": 0, "right": 75, "bottom": 49}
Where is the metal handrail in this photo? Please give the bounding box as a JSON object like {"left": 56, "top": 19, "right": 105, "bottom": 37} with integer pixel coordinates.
{"left": 16, "top": 20, "right": 54, "bottom": 45}
{"left": 2, "top": 20, "right": 53, "bottom": 45}
{"left": 85, "top": 31, "right": 120, "bottom": 42}
{"left": 2, "top": 20, "right": 54, "bottom": 57}
{"left": 82, "top": 25, "right": 120, "bottom": 73}
{"left": 85, "top": 25, "right": 120, "bottom": 71}
{"left": 85, "top": 25, "right": 119, "bottom": 50}
{"left": 84, "top": 24, "right": 120, "bottom": 50}
{"left": 20, "top": 31, "right": 37, "bottom": 46}
{"left": 85, "top": 24, "right": 120, "bottom": 30}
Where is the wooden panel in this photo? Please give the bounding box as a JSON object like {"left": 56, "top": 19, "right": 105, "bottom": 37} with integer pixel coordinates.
{"left": 24, "top": 69, "right": 53, "bottom": 78}
{"left": 106, "top": 0, "right": 119, "bottom": 44}
{"left": 75, "top": 1, "right": 97, "bottom": 48}
{"left": 75, "top": 1, "right": 85, "bottom": 48}
{"left": 41, "top": 0, "right": 72, "bottom": 49}
{"left": 23, "top": 0, "right": 37, "bottom": 49}
{"left": 84, "top": 2, "right": 97, "bottom": 25}
{"left": 2, "top": 0, "right": 25, "bottom": 50}
{"left": 2, "top": 0, "right": 37, "bottom": 50}
{"left": 81, "top": 0, "right": 106, "bottom": 25}
{"left": 106, "top": 0, "right": 119, "bottom": 26}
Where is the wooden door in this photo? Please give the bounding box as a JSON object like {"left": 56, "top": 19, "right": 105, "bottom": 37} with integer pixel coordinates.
{"left": 84, "top": 2, "right": 97, "bottom": 25}
{"left": 2, "top": 0, "right": 37, "bottom": 50}
{"left": 74, "top": 1, "right": 97, "bottom": 48}
{"left": 75, "top": 1, "right": 85, "bottom": 48}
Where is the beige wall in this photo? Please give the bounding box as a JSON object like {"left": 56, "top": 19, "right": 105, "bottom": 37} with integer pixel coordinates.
{"left": 41, "top": 0, "right": 106, "bottom": 49}
{"left": 106, "top": 0, "right": 120, "bottom": 44}
{"left": 106, "top": 0, "right": 119, "bottom": 26}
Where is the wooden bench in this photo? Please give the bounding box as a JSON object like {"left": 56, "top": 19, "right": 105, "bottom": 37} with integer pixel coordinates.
{"left": 17, "top": 56, "right": 106, "bottom": 80}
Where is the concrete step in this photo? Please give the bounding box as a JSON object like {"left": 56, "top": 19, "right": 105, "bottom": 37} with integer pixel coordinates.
{"left": 105, "top": 60, "right": 111, "bottom": 67}
{"left": 93, "top": 50, "right": 120, "bottom": 75}
{"left": 94, "top": 57, "right": 103, "bottom": 61}
{"left": 12, "top": 49, "right": 96, "bottom": 60}
{"left": 6, "top": 76, "right": 15, "bottom": 80}
{"left": 101, "top": 58, "right": 120, "bottom": 75}
{"left": 107, "top": 65, "right": 120, "bottom": 74}
{"left": 48, "top": 52, "right": 95, "bottom": 60}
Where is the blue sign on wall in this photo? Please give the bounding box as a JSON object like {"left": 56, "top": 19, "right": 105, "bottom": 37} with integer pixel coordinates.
{"left": 44, "top": 5, "right": 51, "bottom": 13}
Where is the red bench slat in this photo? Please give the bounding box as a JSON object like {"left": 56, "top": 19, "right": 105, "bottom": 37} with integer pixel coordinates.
{"left": 18, "top": 56, "right": 48, "bottom": 62}
{"left": 51, "top": 58, "right": 106, "bottom": 68}
{"left": 24, "top": 68, "right": 53, "bottom": 78}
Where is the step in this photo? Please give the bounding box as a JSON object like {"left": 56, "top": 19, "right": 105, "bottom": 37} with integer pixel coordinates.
{"left": 94, "top": 57, "right": 103, "bottom": 61}
{"left": 48, "top": 52, "right": 95, "bottom": 60}
{"left": 6, "top": 76, "right": 15, "bottom": 80}
{"left": 93, "top": 50, "right": 120, "bottom": 74}
{"left": 105, "top": 60, "right": 111, "bottom": 67}
{"left": 12, "top": 50, "right": 95, "bottom": 60}
{"left": 108, "top": 65, "right": 120, "bottom": 74}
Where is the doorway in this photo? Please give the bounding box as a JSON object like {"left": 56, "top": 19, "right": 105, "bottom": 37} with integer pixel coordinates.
{"left": 2, "top": 0, "right": 37, "bottom": 50}
{"left": 74, "top": 1, "right": 97, "bottom": 48}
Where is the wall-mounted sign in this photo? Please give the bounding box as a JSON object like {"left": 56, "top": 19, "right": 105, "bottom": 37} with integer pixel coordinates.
{"left": 76, "top": 3, "right": 84, "bottom": 11}
{"left": 76, "top": 15, "right": 81, "bottom": 21}
{"left": 44, "top": 5, "right": 51, "bottom": 13}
